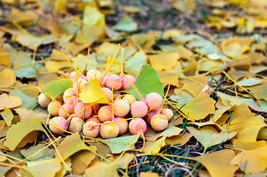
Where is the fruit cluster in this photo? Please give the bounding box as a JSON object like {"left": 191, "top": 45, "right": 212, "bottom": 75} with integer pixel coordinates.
{"left": 38, "top": 70, "right": 174, "bottom": 139}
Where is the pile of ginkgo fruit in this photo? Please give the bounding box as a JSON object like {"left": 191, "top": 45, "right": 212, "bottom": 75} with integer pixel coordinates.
{"left": 38, "top": 69, "right": 174, "bottom": 139}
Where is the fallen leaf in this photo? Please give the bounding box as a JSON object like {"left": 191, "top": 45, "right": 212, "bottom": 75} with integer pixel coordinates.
{"left": 143, "top": 136, "right": 167, "bottom": 154}
{"left": 187, "top": 126, "right": 236, "bottom": 150}
{"left": 195, "top": 149, "right": 238, "bottom": 177}
{"left": 85, "top": 160, "right": 119, "bottom": 177}
{"left": 124, "top": 64, "right": 164, "bottom": 100}
{"left": 0, "top": 69, "right": 16, "bottom": 88}
{"left": 79, "top": 80, "right": 109, "bottom": 104}
{"left": 227, "top": 103, "right": 265, "bottom": 142}
{"left": 145, "top": 124, "right": 183, "bottom": 142}
{"left": 166, "top": 133, "right": 193, "bottom": 146}
{"left": 4, "top": 117, "right": 45, "bottom": 151}
{"left": 231, "top": 145, "right": 267, "bottom": 174}
{"left": 140, "top": 172, "right": 160, "bottom": 177}
{"left": 0, "top": 93, "right": 21, "bottom": 111}
{"left": 181, "top": 92, "right": 215, "bottom": 121}
{"left": 1, "top": 107, "right": 13, "bottom": 126}
{"left": 0, "top": 48, "right": 9, "bottom": 66}
{"left": 100, "top": 134, "right": 139, "bottom": 154}
{"left": 20, "top": 143, "right": 55, "bottom": 161}
{"left": 56, "top": 133, "right": 90, "bottom": 161}
{"left": 26, "top": 159, "right": 62, "bottom": 177}
{"left": 71, "top": 146, "right": 97, "bottom": 175}
{"left": 148, "top": 53, "right": 179, "bottom": 71}
{"left": 41, "top": 79, "right": 72, "bottom": 98}
{"left": 113, "top": 153, "right": 134, "bottom": 169}
{"left": 113, "top": 15, "right": 138, "bottom": 32}
{"left": 9, "top": 88, "right": 38, "bottom": 110}
{"left": 232, "top": 139, "right": 266, "bottom": 151}
{"left": 15, "top": 108, "right": 48, "bottom": 123}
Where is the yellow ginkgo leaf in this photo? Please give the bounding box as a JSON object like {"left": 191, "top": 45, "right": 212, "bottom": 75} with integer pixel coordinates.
{"left": 181, "top": 92, "right": 215, "bottom": 121}
{"left": 143, "top": 136, "right": 167, "bottom": 154}
{"left": 71, "top": 146, "right": 96, "bottom": 175}
{"left": 1, "top": 107, "right": 13, "bottom": 126}
{"left": 56, "top": 133, "right": 91, "bottom": 161}
{"left": 4, "top": 117, "right": 45, "bottom": 151}
{"left": 26, "top": 159, "right": 62, "bottom": 177}
{"left": 195, "top": 149, "right": 238, "bottom": 177}
{"left": 79, "top": 80, "right": 109, "bottom": 104}
{"left": 0, "top": 93, "right": 22, "bottom": 111}
{"left": 140, "top": 172, "right": 160, "bottom": 177}
{"left": 15, "top": 108, "right": 48, "bottom": 123}
{"left": 113, "top": 153, "right": 134, "bottom": 169}
{"left": 156, "top": 62, "right": 181, "bottom": 87}
{"left": 148, "top": 53, "right": 179, "bottom": 71}
{"left": 227, "top": 103, "right": 265, "bottom": 142}
{"left": 0, "top": 47, "right": 9, "bottom": 66}
{"left": 231, "top": 145, "right": 267, "bottom": 174}
{"left": 187, "top": 126, "right": 236, "bottom": 150}
{"left": 166, "top": 133, "right": 193, "bottom": 146}
{"left": 85, "top": 161, "right": 119, "bottom": 177}
{"left": 0, "top": 69, "right": 16, "bottom": 89}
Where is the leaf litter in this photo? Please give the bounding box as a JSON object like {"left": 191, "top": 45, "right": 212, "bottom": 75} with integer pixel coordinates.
{"left": 0, "top": 0, "right": 266, "bottom": 177}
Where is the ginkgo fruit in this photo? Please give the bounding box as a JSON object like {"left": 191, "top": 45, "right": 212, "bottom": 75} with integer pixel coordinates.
{"left": 129, "top": 118, "right": 147, "bottom": 135}
{"left": 47, "top": 101, "right": 62, "bottom": 116}
{"left": 49, "top": 116, "right": 68, "bottom": 135}
{"left": 122, "top": 94, "right": 136, "bottom": 106}
{"left": 38, "top": 93, "right": 52, "bottom": 108}
{"left": 122, "top": 75, "right": 136, "bottom": 90}
{"left": 113, "top": 117, "right": 128, "bottom": 135}
{"left": 86, "top": 69, "right": 102, "bottom": 81}
{"left": 98, "top": 105, "right": 112, "bottom": 122}
{"left": 150, "top": 114, "right": 168, "bottom": 131}
{"left": 105, "top": 74, "right": 122, "bottom": 91}
{"left": 144, "top": 110, "right": 157, "bottom": 125}
{"left": 73, "top": 79, "right": 88, "bottom": 95}
{"left": 100, "top": 121, "right": 119, "bottom": 138}
{"left": 64, "top": 97, "right": 79, "bottom": 113}
{"left": 74, "top": 102, "right": 92, "bottom": 119}
{"left": 83, "top": 118, "right": 100, "bottom": 138}
{"left": 131, "top": 101, "right": 148, "bottom": 118}
{"left": 145, "top": 92, "right": 163, "bottom": 111}
{"left": 160, "top": 108, "right": 174, "bottom": 121}
{"left": 63, "top": 88, "right": 75, "bottom": 102}
{"left": 68, "top": 117, "right": 83, "bottom": 133}
{"left": 58, "top": 105, "right": 69, "bottom": 118}
{"left": 113, "top": 100, "right": 130, "bottom": 117}
{"left": 102, "top": 87, "right": 112, "bottom": 101}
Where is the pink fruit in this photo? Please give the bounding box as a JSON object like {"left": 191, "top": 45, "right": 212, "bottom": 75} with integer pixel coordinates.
{"left": 145, "top": 92, "right": 163, "bottom": 111}
{"left": 98, "top": 105, "right": 112, "bottom": 122}
{"left": 68, "top": 117, "right": 83, "bottom": 133}
{"left": 74, "top": 102, "right": 92, "bottom": 119}
{"left": 38, "top": 93, "right": 52, "bottom": 108}
{"left": 113, "top": 117, "right": 128, "bottom": 135}
{"left": 105, "top": 74, "right": 122, "bottom": 91}
{"left": 150, "top": 114, "right": 168, "bottom": 131}
{"left": 129, "top": 118, "right": 147, "bottom": 135}
{"left": 47, "top": 101, "right": 62, "bottom": 116}
{"left": 100, "top": 121, "right": 119, "bottom": 138}
{"left": 122, "top": 75, "right": 136, "bottom": 90}
{"left": 63, "top": 88, "right": 75, "bottom": 102}
{"left": 49, "top": 117, "right": 68, "bottom": 135}
{"left": 83, "top": 120, "right": 100, "bottom": 138}
{"left": 131, "top": 101, "right": 148, "bottom": 118}
{"left": 113, "top": 100, "right": 130, "bottom": 117}
{"left": 65, "top": 97, "right": 79, "bottom": 113}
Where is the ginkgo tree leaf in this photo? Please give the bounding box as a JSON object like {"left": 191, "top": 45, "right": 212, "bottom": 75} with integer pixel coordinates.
{"left": 187, "top": 126, "right": 236, "bottom": 150}
{"left": 56, "top": 133, "right": 90, "bottom": 161}
{"left": 100, "top": 134, "right": 139, "bottom": 154}
{"left": 79, "top": 80, "right": 109, "bottom": 104}
{"left": 4, "top": 117, "right": 45, "bottom": 151}
{"left": 0, "top": 93, "right": 22, "bottom": 111}
{"left": 124, "top": 64, "right": 164, "bottom": 100}
{"left": 0, "top": 69, "right": 16, "bottom": 88}
{"left": 26, "top": 159, "right": 62, "bottom": 177}
{"left": 113, "top": 15, "right": 137, "bottom": 32}
{"left": 195, "top": 149, "right": 238, "bottom": 177}
{"left": 1, "top": 107, "right": 13, "bottom": 126}
{"left": 231, "top": 145, "right": 267, "bottom": 174}
{"left": 227, "top": 103, "right": 265, "bottom": 142}
{"left": 41, "top": 79, "right": 72, "bottom": 98}
{"left": 181, "top": 92, "right": 215, "bottom": 121}
{"left": 71, "top": 146, "right": 97, "bottom": 175}
{"left": 85, "top": 160, "right": 119, "bottom": 177}
{"left": 145, "top": 124, "right": 183, "bottom": 142}
{"left": 143, "top": 136, "right": 167, "bottom": 154}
